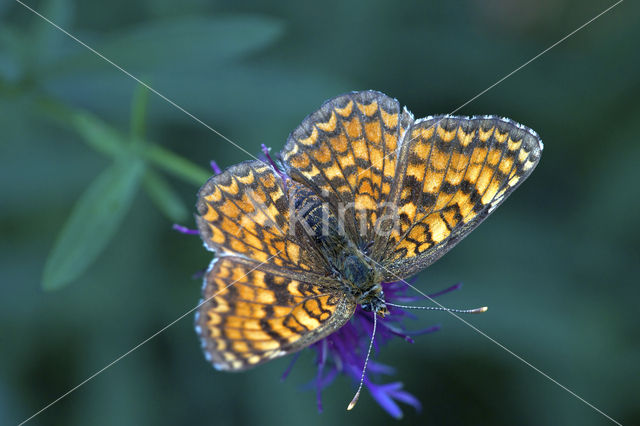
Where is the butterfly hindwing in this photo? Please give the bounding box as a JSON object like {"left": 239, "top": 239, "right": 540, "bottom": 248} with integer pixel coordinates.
{"left": 196, "top": 256, "right": 356, "bottom": 371}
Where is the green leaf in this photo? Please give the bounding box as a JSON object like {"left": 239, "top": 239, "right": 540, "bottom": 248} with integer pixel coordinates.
{"left": 142, "top": 143, "right": 210, "bottom": 187}
{"left": 69, "top": 110, "right": 128, "bottom": 158}
{"left": 130, "top": 83, "right": 149, "bottom": 142}
{"left": 43, "top": 15, "right": 284, "bottom": 78}
{"left": 143, "top": 170, "right": 189, "bottom": 222}
{"left": 36, "top": 95, "right": 210, "bottom": 188}
{"left": 42, "top": 158, "right": 145, "bottom": 290}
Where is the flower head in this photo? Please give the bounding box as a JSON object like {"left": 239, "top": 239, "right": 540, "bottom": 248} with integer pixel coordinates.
{"left": 282, "top": 280, "right": 463, "bottom": 419}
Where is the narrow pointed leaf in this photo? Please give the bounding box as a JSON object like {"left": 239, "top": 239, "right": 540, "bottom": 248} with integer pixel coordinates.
{"left": 42, "top": 158, "right": 144, "bottom": 290}
{"left": 143, "top": 144, "right": 209, "bottom": 186}
{"left": 130, "top": 83, "right": 149, "bottom": 142}
{"left": 143, "top": 170, "right": 188, "bottom": 222}
{"left": 69, "top": 111, "right": 127, "bottom": 158}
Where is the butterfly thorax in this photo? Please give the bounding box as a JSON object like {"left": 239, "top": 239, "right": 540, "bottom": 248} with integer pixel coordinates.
{"left": 291, "top": 183, "right": 388, "bottom": 317}
{"left": 340, "top": 253, "right": 388, "bottom": 316}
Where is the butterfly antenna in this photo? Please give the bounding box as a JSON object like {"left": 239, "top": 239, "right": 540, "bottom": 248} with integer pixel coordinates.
{"left": 347, "top": 312, "right": 377, "bottom": 411}
{"left": 386, "top": 302, "right": 488, "bottom": 314}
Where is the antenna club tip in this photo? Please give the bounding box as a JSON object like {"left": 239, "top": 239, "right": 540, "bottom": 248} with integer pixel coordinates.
{"left": 347, "top": 394, "right": 360, "bottom": 411}
{"left": 475, "top": 306, "right": 488, "bottom": 313}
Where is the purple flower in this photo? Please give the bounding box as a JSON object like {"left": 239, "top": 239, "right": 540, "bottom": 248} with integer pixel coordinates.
{"left": 172, "top": 224, "right": 199, "bottom": 235}
{"left": 210, "top": 160, "right": 222, "bottom": 175}
{"left": 282, "top": 280, "right": 463, "bottom": 419}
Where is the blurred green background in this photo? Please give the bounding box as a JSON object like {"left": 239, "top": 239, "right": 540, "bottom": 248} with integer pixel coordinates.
{"left": 2, "top": 0, "right": 639, "bottom": 425}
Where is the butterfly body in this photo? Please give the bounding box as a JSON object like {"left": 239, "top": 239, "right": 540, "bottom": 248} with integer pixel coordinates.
{"left": 195, "top": 90, "right": 542, "bottom": 371}
{"left": 290, "top": 181, "right": 387, "bottom": 315}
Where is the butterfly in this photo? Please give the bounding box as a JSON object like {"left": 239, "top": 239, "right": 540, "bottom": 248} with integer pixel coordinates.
{"left": 194, "top": 90, "right": 542, "bottom": 371}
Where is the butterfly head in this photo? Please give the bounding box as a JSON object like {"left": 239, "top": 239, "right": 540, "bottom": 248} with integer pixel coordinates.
{"left": 360, "top": 292, "right": 389, "bottom": 318}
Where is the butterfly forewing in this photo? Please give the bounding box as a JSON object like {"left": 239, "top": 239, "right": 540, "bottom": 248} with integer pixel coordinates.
{"left": 196, "top": 160, "right": 326, "bottom": 278}
{"left": 377, "top": 115, "right": 543, "bottom": 280}
{"left": 281, "top": 91, "right": 412, "bottom": 246}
